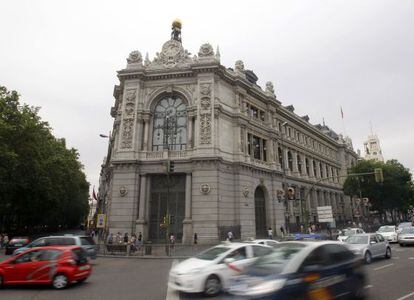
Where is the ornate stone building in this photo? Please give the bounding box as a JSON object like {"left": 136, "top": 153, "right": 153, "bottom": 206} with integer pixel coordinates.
{"left": 363, "top": 133, "right": 384, "bottom": 162}
{"left": 98, "top": 22, "right": 358, "bottom": 244}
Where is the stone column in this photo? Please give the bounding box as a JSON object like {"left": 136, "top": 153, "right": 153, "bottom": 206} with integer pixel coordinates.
{"left": 182, "top": 173, "right": 193, "bottom": 244}
{"left": 309, "top": 158, "right": 315, "bottom": 178}
{"left": 301, "top": 154, "right": 307, "bottom": 176}
{"left": 136, "top": 119, "right": 143, "bottom": 151}
{"left": 143, "top": 119, "right": 149, "bottom": 151}
{"left": 292, "top": 151, "right": 299, "bottom": 174}
{"left": 135, "top": 174, "right": 147, "bottom": 235}
{"left": 187, "top": 116, "right": 193, "bottom": 149}
{"left": 267, "top": 139, "right": 274, "bottom": 163}
{"left": 283, "top": 148, "right": 289, "bottom": 172}
{"left": 316, "top": 161, "right": 321, "bottom": 179}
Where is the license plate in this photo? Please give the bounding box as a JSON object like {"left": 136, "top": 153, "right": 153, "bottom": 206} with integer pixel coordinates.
{"left": 79, "top": 265, "right": 90, "bottom": 271}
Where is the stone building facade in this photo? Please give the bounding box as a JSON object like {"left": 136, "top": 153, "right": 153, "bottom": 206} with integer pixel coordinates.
{"left": 98, "top": 24, "right": 358, "bottom": 244}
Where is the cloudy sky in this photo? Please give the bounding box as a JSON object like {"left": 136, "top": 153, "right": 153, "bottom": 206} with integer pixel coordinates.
{"left": 1, "top": 0, "right": 413, "bottom": 195}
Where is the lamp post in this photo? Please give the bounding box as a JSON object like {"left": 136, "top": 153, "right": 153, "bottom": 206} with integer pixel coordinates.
{"left": 279, "top": 122, "right": 289, "bottom": 233}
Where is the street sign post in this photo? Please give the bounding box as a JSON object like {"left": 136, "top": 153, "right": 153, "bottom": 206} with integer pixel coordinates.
{"left": 317, "top": 206, "right": 334, "bottom": 223}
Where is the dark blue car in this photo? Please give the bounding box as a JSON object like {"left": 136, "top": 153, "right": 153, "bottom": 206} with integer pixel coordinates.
{"left": 227, "top": 241, "right": 366, "bottom": 299}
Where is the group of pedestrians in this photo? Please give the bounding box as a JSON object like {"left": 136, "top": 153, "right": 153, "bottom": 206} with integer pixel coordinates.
{"left": 106, "top": 232, "right": 143, "bottom": 251}
{"left": 0, "top": 233, "right": 9, "bottom": 248}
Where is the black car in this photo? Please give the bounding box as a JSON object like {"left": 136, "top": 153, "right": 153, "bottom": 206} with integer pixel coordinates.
{"left": 5, "top": 237, "right": 30, "bottom": 255}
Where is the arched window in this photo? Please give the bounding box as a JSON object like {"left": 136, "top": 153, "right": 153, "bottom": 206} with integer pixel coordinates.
{"left": 152, "top": 95, "right": 187, "bottom": 151}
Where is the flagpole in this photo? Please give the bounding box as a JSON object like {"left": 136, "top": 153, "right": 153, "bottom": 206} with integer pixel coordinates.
{"left": 340, "top": 106, "right": 347, "bottom": 136}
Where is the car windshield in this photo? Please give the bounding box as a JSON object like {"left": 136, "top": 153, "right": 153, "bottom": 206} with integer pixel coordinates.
{"left": 80, "top": 236, "right": 95, "bottom": 245}
{"left": 249, "top": 243, "right": 306, "bottom": 274}
{"left": 342, "top": 229, "right": 356, "bottom": 236}
{"left": 399, "top": 223, "right": 412, "bottom": 229}
{"left": 346, "top": 236, "right": 369, "bottom": 244}
{"left": 378, "top": 227, "right": 395, "bottom": 232}
{"left": 401, "top": 227, "right": 414, "bottom": 234}
{"left": 195, "top": 246, "right": 230, "bottom": 260}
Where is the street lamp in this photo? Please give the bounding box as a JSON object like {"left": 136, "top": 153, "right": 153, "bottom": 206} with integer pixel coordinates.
{"left": 279, "top": 122, "right": 289, "bottom": 232}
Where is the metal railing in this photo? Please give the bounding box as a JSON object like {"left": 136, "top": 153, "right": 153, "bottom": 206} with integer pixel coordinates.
{"left": 97, "top": 242, "right": 213, "bottom": 258}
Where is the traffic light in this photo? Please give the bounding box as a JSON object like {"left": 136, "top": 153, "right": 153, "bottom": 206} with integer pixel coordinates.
{"left": 374, "top": 168, "right": 384, "bottom": 183}
{"left": 165, "top": 160, "right": 175, "bottom": 173}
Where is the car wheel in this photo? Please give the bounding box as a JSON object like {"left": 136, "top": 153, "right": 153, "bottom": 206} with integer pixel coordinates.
{"left": 400, "top": 243, "right": 405, "bottom": 247}
{"left": 364, "top": 251, "right": 372, "bottom": 264}
{"left": 0, "top": 275, "right": 3, "bottom": 288}
{"left": 53, "top": 274, "right": 69, "bottom": 289}
{"left": 385, "top": 247, "right": 392, "bottom": 259}
{"left": 204, "top": 275, "right": 221, "bottom": 297}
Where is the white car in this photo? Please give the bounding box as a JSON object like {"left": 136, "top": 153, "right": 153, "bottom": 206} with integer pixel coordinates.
{"left": 376, "top": 225, "right": 398, "bottom": 243}
{"left": 168, "top": 242, "right": 273, "bottom": 296}
{"left": 337, "top": 228, "right": 365, "bottom": 242}
{"left": 244, "top": 239, "right": 280, "bottom": 247}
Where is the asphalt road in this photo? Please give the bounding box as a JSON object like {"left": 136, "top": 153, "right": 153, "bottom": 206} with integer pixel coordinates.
{"left": 1, "top": 244, "right": 414, "bottom": 300}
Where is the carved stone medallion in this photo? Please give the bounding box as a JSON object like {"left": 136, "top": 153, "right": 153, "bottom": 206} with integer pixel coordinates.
{"left": 151, "top": 40, "right": 191, "bottom": 69}
{"left": 119, "top": 186, "right": 128, "bottom": 197}
{"left": 127, "top": 50, "right": 142, "bottom": 64}
{"left": 200, "top": 183, "right": 211, "bottom": 195}
{"left": 198, "top": 43, "right": 214, "bottom": 57}
{"left": 242, "top": 186, "right": 249, "bottom": 198}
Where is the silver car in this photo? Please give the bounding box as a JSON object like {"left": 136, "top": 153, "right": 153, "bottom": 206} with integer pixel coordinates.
{"left": 345, "top": 233, "right": 391, "bottom": 264}
{"left": 398, "top": 227, "right": 414, "bottom": 246}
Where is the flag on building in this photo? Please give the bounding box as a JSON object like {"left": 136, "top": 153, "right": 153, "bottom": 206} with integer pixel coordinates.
{"left": 92, "top": 186, "right": 98, "bottom": 201}
{"left": 340, "top": 106, "right": 344, "bottom": 119}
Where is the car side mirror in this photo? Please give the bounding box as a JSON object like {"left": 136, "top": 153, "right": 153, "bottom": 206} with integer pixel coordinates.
{"left": 224, "top": 258, "right": 235, "bottom": 264}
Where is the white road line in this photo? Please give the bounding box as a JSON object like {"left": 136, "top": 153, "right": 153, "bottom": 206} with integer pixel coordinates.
{"left": 394, "top": 249, "right": 405, "bottom": 252}
{"left": 392, "top": 257, "right": 400, "bottom": 259}
{"left": 364, "top": 285, "right": 373, "bottom": 289}
{"left": 374, "top": 263, "right": 394, "bottom": 271}
{"left": 396, "top": 291, "right": 414, "bottom": 300}
{"left": 166, "top": 260, "right": 180, "bottom": 300}
{"left": 409, "top": 257, "right": 414, "bottom": 260}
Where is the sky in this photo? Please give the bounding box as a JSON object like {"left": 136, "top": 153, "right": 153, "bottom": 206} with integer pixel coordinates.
{"left": 1, "top": 0, "right": 413, "bottom": 196}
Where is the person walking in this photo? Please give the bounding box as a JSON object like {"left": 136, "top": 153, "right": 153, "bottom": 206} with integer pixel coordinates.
{"left": 169, "top": 233, "right": 176, "bottom": 249}
{"left": 267, "top": 227, "right": 273, "bottom": 239}
{"left": 115, "top": 232, "right": 122, "bottom": 244}
{"left": 137, "top": 232, "right": 143, "bottom": 250}
{"left": 227, "top": 231, "right": 234, "bottom": 242}
{"left": 107, "top": 233, "right": 114, "bottom": 245}
{"left": 123, "top": 233, "right": 129, "bottom": 244}
{"left": 194, "top": 233, "right": 198, "bottom": 245}
{"left": 3, "top": 234, "right": 9, "bottom": 248}
{"left": 130, "top": 234, "right": 137, "bottom": 252}
{"left": 280, "top": 226, "right": 285, "bottom": 237}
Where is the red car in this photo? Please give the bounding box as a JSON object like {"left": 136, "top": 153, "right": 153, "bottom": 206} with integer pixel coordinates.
{"left": 0, "top": 246, "right": 92, "bottom": 289}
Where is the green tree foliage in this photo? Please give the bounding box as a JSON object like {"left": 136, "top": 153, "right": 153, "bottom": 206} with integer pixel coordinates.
{"left": 344, "top": 159, "right": 414, "bottom": 215}
{"left": 0, "top": 86, "right": 89, "bottom": 232}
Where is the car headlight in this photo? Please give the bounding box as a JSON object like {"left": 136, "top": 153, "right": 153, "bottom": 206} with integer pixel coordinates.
{"left": 245, "top": 279, "right": 286, "bottom": 296}
{"left": 184, "top": 268, "right": 204, "bottom": 275}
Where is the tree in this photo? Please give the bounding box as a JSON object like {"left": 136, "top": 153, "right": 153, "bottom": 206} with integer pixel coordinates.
{"left": 343, "top": 159, "right": 414, "bottom": 221}
{"left": 0, "top": 86, "right": 89, "bottom": 233}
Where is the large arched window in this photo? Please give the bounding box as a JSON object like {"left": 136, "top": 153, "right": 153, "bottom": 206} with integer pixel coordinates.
{"left": 152, "top": 95, "right": 187, "bottom": 151}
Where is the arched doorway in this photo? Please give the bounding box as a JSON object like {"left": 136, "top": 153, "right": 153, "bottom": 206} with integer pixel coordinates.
{"left": 254, "top": 186, "right": 267, "bottom": 238}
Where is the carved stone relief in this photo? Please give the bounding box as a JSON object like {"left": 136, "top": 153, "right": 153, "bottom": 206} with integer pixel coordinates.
{"left": 121, "top": 119, "right": 134, "bottom": 149}
{"left": 200, "top": 97, "right": 211, "bottom": 110}
{"left": 198, "top": 43, "right": 214, "bottom": 57}
{"left": 149, "top": 39, "right": 192, "bottom": 69}
{"left": 126, "top": 50, "right": 143, "bottom": 64}
{"left": 200, "top": 114, "right": 212, "bottom": 144}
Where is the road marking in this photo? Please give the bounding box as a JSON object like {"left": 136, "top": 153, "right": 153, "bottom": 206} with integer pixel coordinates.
{"left": 166, "top": 260, "right": 179, "bottom": 300}
{"left": 374, "top": 263, "right": 394, "bottom": 271}
{"left": 364, "top": 285, "right": 373, "bottom": 289}
{"left": 409, "top": 257, "right": 414, "bottom": 260}
{"left": 392, "top": 257, "right": 400, "bottom": 259}
{"left": 396, "top": 291, "right": 414, "bottom": 300}
{"left": 394, "top": 249, "right": 405, "bottom": 252}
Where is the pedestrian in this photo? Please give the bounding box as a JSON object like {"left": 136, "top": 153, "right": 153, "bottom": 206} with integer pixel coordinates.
{"left": 169, "top": 233, "right": 176, "bottom": 249}
{"left": 3, "top": 234, "right": 9, "bottom": 247}
{"left": 308, "top": 225, "right": 312, "bottom": 234}
{"left": 123, "top": 233, "right": 129, "bottom": 244}
{"left": 280, "top": 226, "right": 285, "bottom": 237}
{"left": 194, "top": 233, "right": 198, "bottom": 245}
{"left": 130, "top": 233, "right": 137, "bottom": 252}
{"left": 107, "top": 233, "right": 114, "bottom": 245}
{"left": 267, "top": 227, "right": 273, "bottom": 239}
{"left": 115, "top": 232, "right": 122, "bottom": 244}
{"left": 227, "top": 231, "right": 233, "bottom": 242}
{"left": 300, "top": 224, "right": 304, "bottom": 233}
{"left": 137, "top": 232, "right": 143, "bottom": 250}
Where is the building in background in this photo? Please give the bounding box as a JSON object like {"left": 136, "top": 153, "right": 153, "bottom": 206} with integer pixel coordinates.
{"left": 98, "top": 21, "right": 359, "bottom": 244}
{"left": 363, "top": 133, "right": 384, "bottom": 162}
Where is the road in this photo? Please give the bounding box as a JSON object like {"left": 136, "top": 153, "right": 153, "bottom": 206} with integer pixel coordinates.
{"left": 1, "top": 244, "right": 414, "bottom": 300}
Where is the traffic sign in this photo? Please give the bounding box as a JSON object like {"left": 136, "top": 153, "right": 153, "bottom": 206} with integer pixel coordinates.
{"left": 317, "top": 206, "right": 334, "bottom": 222}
